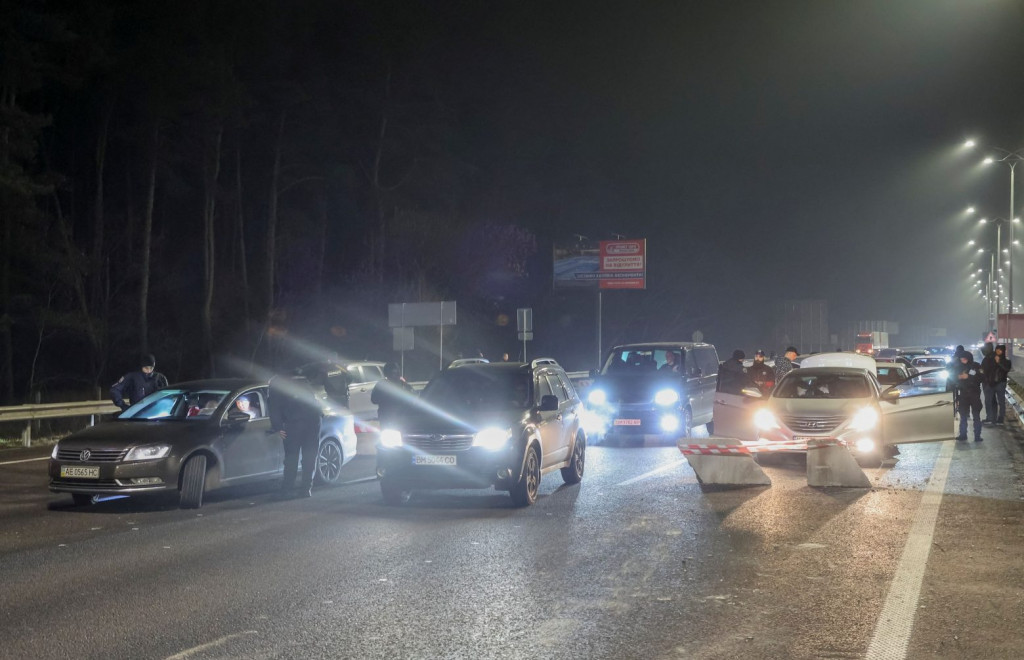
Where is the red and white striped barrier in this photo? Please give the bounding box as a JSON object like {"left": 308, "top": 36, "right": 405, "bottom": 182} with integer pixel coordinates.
{"left": 677, "top": 439, "right": 770, "bottom": 487}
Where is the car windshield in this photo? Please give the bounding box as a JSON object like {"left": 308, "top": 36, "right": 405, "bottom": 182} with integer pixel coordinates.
{"left": 421, "top": 369, "right": 532, "bottom": 411}
{"left": 603, "top": 348, "right": 681, "bottom": 374}
{"left": 876, "top": 368, "right": 905, "bottom": 385}
{"left": 119, "top": 389, "right": 231, "bottom": 420}
{"left": 773, "top": 373, "right": 871, "bottom": 399}
{"left": 914, "top": 358, "right": 946, "bottom": 367}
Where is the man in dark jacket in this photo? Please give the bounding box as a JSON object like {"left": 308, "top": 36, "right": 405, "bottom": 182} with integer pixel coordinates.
{"left": 371, "top": 362, "right": 414, "bottom": 428}
{"left": 717, "top": 349, "right": 751, "bottom": 395}
{"left": 747, "top": 350, "right": 775, "bottom": 394}
{"left": 984, "top": 344, "right": 1012, "bottom": 424}
{"left": 270, "top": 371, "right": 323, "bottom": 497}
{"left": 953, "top": 349, "right": 985, "bottom": 442}
{"left": 110, "top": 354, "right": 168, "bottom": 411}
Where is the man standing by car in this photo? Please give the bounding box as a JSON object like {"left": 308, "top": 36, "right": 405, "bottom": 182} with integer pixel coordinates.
{"left": 110, "top": 354, "right": 168, "bottom": 411}
{"left": 953, "top": 349, "right": 985, "bottom": 442}
{"left": 985, "top": 344, "right": 1012, "bottom": 424}
{"left": 371, "top": 362, "right": 414, "bottom": 428}
{"left": 773, "top": 346, "right": 799, "bottom": 384}
{"left": 717, "top": 349, "right": 750, "bottom": 394}
{"left": 748, "top": 350, "right": 775, "bottom": 394}
{"left": 270, "top": 370, "right": 323, "bottom": 498}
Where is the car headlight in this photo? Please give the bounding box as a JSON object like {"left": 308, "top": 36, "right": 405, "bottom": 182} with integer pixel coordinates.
{"left": 850, "top": 407, "right": 879, "bottom": 431}
{"left": 754, "top": 409, "right": 780, "bottom": 431}
{"left": 659, "top": 414, "right": 680, "bottom": 432}
{"left": 580, "top": 409, "right": 609, "bottom": 435}
{"left": 380, "top": 429, "right": 403, "bottom": 448}
{"left": 587, "top": 389, "right": 607, "bottom": 406}
{"left": 51, "top": 444, "right": 59, "bottom": 459}
{"left": 473, "top": 427, "right": 511, "bottom": 451}
{"left": 654, "top": 389, "right": 679, "bottom": 406}
{"left": 125, "top": 444, "right": 171, "bottom": 461}
{"left": 855, "top": 437, "right": 876, "bottom": 453}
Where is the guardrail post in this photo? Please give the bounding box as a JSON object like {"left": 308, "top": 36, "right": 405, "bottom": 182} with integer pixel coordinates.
{"left": 22, "top": 422, "right": 32, "bottom": 447}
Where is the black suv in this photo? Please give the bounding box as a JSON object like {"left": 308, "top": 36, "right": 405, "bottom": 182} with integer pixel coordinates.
{"left": 375, "top": 359, "right": 586, "bottom": 506}
{"left": 584, "top": 342, "right": 719, "bottom": 443}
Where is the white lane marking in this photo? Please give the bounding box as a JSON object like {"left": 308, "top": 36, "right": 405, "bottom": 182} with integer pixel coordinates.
{"left": 615, "top": 458, "right": 687, "bottom": 486}
{"left": 865, "top": 440, "right": 955, "bottom": 660}
{"left": 165, "top": 630, "right": 258, "bottom": 660}
{"left": 0, "top": 456, "right": 48, "bottom": 465}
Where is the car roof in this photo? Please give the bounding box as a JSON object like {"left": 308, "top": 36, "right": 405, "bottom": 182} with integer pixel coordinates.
{"left": 782, "top": 367, "right": 873, "bottom": 379}
{"left": 799, "top": 352, "right": 877, "bottom": 375}
{"left": 610, "top": 342, "right": 713, "bottom": 351}
{"left": 168, "top": 378, "right": 264, "bottom": 391}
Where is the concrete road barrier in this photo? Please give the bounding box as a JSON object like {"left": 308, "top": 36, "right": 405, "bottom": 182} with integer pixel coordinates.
{"left": 678, "top": 439, "right": 771, "bottom": 487}
{"left": 805, "top": 438, "right": 871, "bottom": 488}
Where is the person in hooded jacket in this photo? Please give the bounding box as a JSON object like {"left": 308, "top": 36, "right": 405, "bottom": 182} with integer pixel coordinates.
{"left": 717, "top": 349, "right": 752, "bottom": 395}
{"left": 952, "top": 348, "right": 984, "bottom": 442}
{"left": 773, "top": 346, "right": 799, "bottom": 384}
{"left": 982, "top": 344, "right": 1012, "bottom": 424}
{"left": 110, "top": 354, "right": 168, "bottom": 411}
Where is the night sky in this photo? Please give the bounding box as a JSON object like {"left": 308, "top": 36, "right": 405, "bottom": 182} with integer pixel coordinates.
{"left": 433, "top": 0, "right": 1024, "bottom": 350}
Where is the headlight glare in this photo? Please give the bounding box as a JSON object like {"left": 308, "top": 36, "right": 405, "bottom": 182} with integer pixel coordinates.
{"left": 587, "top": 389, "right": 607, "bottom": 406}
{"left": 473, "top": 427, "right": 511, "bottom": 451}
{"left": 380, "top": 429, "right": 403, "bottom": 448}
{"left": 654, "top": 389, "right": 679, "bottom": 406}
{"left": 659, "top": 414, "right": 680, "bottom": 432}
{"left": 855, "top": 437, "right": 876, "bottom": 453}
{"left": 754, "top": 409, "right": 780, "bottom": 431}
{"left": 850, "top": 407, "right": 879, "bottom": 431}
{"left": 125, "top": 444, "right": 171, "bottom": 461}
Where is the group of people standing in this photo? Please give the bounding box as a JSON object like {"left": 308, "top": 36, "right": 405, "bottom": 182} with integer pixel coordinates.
{"left": 717, "top": 346, "right": 800, "bottom": 396}
{"left": 950, "top": 343, "right": 1012, "bottom": 443}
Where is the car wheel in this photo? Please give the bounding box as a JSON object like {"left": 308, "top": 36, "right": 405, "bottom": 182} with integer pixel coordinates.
{"left": 315, "top": 438, "right": 344, "bottom": 485}
{"left": 560, "top": 434, "right": 586, "bottom": 485}
{"left": 72, "top": 494, "right": 94, "bottom": 506}
{"left": 855, "top": 453, "right": 884, "bottom": 469}
{"left": 380, "top": 479, "right": 411, "bottom": 506}
{"left": 680, "top": 408, "right": 693, "bottom": 438}
{"left": 510, "top": 445, "right": 541, "bottom": 506}
{"left": 179, "top": 454, "right": 207, "bottom": 509}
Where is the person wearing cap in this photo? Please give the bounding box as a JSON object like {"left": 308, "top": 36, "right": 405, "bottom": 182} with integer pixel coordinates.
{"left": 110, "top": 354, "right": 169, "bottom": 411}
{"left": 371, "top": 362, "right": 414, "bottom": 428}
{"left": 952, "top": 348, "right": 984, "bottom": 442}
{"left": 773, "top": 346, "right": 799, "bottom": 383}
{"left": 748, "top": 350, "right": 775, "bottom": 394}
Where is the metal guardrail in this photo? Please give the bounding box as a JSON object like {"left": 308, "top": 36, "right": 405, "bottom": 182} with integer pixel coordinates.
{"left": 0, "top": 401, "right": 121, "bottom": 447}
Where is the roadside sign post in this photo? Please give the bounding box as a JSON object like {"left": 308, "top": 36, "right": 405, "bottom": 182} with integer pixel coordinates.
{"left": 388, "top": 301, "right": 457, "bottom": 371}
{"left": 517, "top": 308, "right": 533, "bottom": 362}
{"left": 392, "top": 327, "right": 415, "bottom": 377}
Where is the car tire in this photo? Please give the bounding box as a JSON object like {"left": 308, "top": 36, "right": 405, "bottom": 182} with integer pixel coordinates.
{"left": 680, "top": 408, "right": 693, "bottom": 438}
{"left": 561, "top": 434, "right": 586, "bottom": 485}
{"left": 380, "top": 479, "right": 411, "bottom": 506}
{"left": 855, "top": 453, "right": 884, "bottom": 469}
{"left": 315, "top": 438, "right": 344, "bottom": 485}
{"left": 72, "top": 494, "right": 94, "bottom": 506}
{"left": 179, "top": 454, "right": 207, "bottom": 509}
{"left": 510, "top": 445, "right": 541, "bottom": 507}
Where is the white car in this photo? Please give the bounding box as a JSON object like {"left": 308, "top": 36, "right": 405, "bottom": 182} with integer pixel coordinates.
{"left": 712, "top": 352, "right": 954, "bottom": 463}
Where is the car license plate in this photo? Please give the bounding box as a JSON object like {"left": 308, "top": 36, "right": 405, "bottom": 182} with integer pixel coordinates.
{"left": 413, "top": 455, "right": 456, "bottom": 466}
{"left": 613, "top": 418, "right": 642, "bottom": 426}
{"left": 60, "top": 466, "right": 100, "bottom": 478}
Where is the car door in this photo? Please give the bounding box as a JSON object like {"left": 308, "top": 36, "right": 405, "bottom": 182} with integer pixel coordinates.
{"left": 534, "top": 373, "right": 564, "bottom": 467}
{"left": 218, "top": 390, "right": 279, "bottom": 480}
{"left": 696, "top": 346, "right": 720, "bottom": 424}
{"left": 346, "top": 365, "right": 379, "bottom": 421}
{"left": 712, "top": 391, "right": 760, "bottom": 441}
{"left": 880, "top": 371, "right": 955, "bottom": 445}
{"left": 545, "top": 372, "right": 574, "bottom": 463}
{"left": 682, "top": 349, "right": 704, "bottom": 421}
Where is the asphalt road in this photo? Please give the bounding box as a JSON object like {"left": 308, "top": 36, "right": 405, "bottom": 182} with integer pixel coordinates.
{"left": 0, "top": 428, "right": 1022, "bottom": 660}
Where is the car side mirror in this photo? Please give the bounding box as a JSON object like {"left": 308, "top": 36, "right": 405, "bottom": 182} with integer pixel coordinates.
{"left": 740, "top": 387, "right": 763, "bottom": 399}
{"left": 539, "top": 395, "right": 559, "bottom": 411}
{"left": 225, "top": 409, "right": 251, "bottom": 424}
{"left": 881, "top": 388, "right": 901, "bottom": 402}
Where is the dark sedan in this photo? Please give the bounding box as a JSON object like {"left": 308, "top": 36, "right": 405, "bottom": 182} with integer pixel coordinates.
{"left": 48, "top": 379, "right": 356, "bottom": 508}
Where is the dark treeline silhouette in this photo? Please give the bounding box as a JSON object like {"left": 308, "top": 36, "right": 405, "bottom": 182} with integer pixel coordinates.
{"left": 0, "top": 0, "right": 551, "bottom": 403}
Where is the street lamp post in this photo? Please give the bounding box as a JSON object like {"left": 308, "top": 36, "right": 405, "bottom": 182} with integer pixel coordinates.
{"left": 979, "top": 146, "right": 1024, "bottom": 343}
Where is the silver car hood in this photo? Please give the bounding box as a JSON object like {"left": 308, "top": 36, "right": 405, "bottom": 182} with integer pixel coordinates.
{"left": 767, "top": 397, "right": 874, "bottom": 416}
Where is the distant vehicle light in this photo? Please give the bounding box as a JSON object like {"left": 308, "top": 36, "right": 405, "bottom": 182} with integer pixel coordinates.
{"left": 588, "top": 389, "right": 607, "bottom": 406}
{"left": 654, "top": 389, "right": 679, "bottom": 406}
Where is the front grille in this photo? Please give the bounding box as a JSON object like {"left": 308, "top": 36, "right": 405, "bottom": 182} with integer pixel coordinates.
{"left": 780, "top": 415, "right": 847, "bottom": 434}
{"left": 403, "top": 434, "right": 474, "bottom": 452}
{"left": 57, "top": 448, "right": 128, "bottom": 463}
